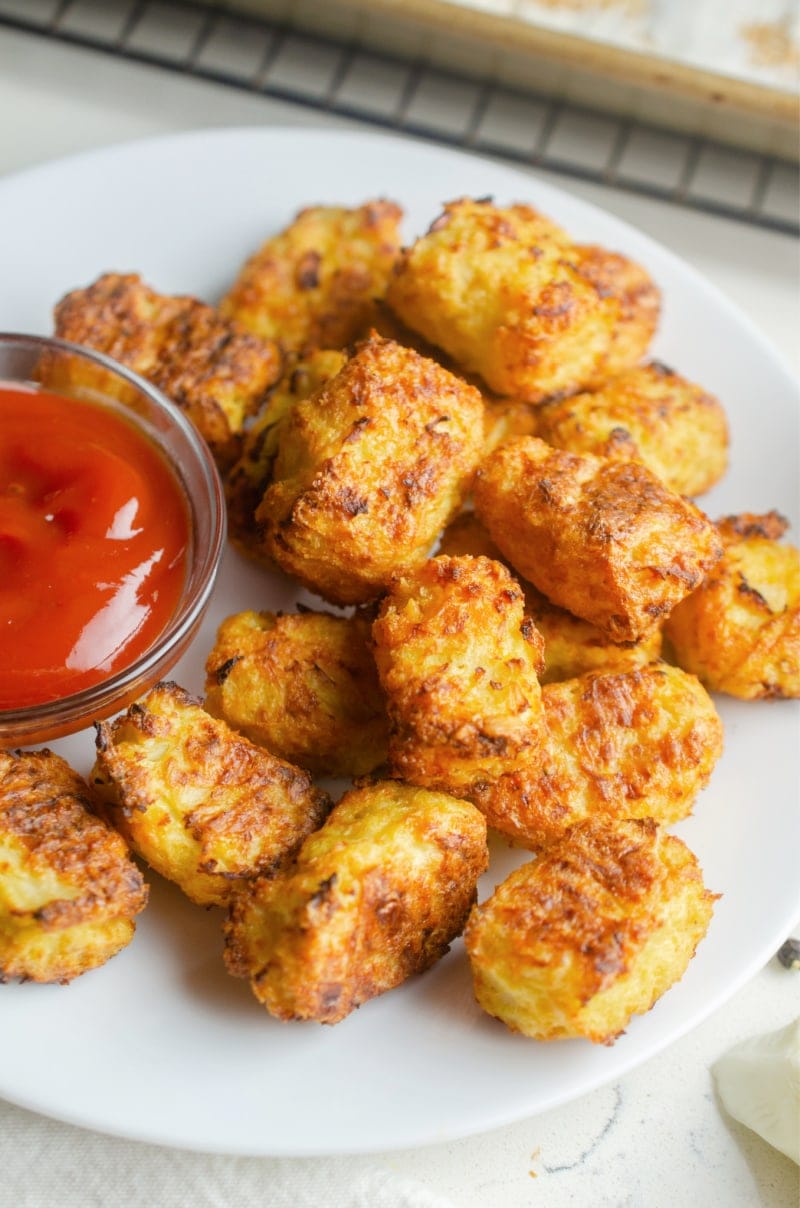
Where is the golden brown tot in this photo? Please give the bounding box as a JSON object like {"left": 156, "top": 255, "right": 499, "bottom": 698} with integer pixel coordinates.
{"left": 474, "top": 437, "right": 723, "bottom": 642}
{"left": 386, "top": 198, "right": 659, "bottom": 401}
{"left": 372, "top": 555, "right": 545, "bottom": 800}
{"left": 535, "top": 360, "right": 729, "bottom": 497}
{"left": 92, "top": 682, "right": 330, "bottom": 906}
{"left": 465, "top": 817, "right": 716, "bottom": 1044}
{"left": 205, "top": 608, "right": 389, "bottom": 778}
{"left": 53, "top": 272, "right": 280, "bottom": 467}
{"left": 258, "top": 336, "right": 485, "bottom": 605}
{"left": 220, "top": 201, "right": 403, "bottom": 353}
{"left": 438, "top": 512, "right": 662, "bottom": 681}
{"left": 224, "top": 779, "right": 488, "bottom": 1023}
{"left": 665, "top": 511, "right": 800, "bottom": 698}
{"left": 0, "top": 749, "right": 147, "bottom": 983}
{"left": 516, "top": 663, "right": 723, "bottom": 849}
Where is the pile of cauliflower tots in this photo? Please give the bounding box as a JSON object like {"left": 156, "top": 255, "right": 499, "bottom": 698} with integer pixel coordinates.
{"left": 3, "top": 196, "right": 798, "bottom": 1046}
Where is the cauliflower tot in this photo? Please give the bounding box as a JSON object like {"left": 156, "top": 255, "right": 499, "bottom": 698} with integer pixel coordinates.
{"left": 259, "top": 336, "right": 485, "bottom": 605}
{"left": 474, "top": 437, "right": 723, "bottom": 642}
{"left": 92, "top": 682, "right": 330, "bottom": 906}
{"left": 665, "top": 511, "right": 800, "bottom": 698}
{"left": 220, "top": 201, "right": 403, "bottom": 353}
{"left": 525, "top": 663, "right": 723, "bottom": 848}
{"left": 534, "top": 360, "right": 729, "bottom": 497}
{"left": 54, "top": 272, "right": 280, "bottom": 467}
{"left": 224, "top": 779, "right": 488, "bottom": 1023}
{"left": 372, "top": 555, "right": 546, "bottom": 797}
{"left": 205, "top": 609, "right": 389, "bottom": 778}
{"left": 386, "top": 197, "right": 659, "bottom": 401}
{"left": 465, "top": 817, "right": 716, "bottom": 1044}
{"left": 0, "top": 749, "right": 147, "bottom": 983}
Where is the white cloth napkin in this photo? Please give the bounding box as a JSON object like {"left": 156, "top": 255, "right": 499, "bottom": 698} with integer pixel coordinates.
{"left": 713, "top": 1018, "right": 800, "bottom": 1165}
{"left": 0, "top": 1100, "right": 456, "bottom": 1208}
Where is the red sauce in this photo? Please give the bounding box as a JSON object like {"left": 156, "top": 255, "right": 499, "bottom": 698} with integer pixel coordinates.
{"left": 0, "top": 384, "right": 190, "bottom": 709}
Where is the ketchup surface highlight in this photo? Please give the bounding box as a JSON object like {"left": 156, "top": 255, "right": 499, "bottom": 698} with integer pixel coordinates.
{"left": 0, "top": 384, "right": 190, "bottom": 709}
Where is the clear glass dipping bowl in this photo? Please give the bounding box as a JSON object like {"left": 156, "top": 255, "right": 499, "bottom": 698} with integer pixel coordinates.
{"left": 0, "top": 333, "right": 226, "bottom": 746}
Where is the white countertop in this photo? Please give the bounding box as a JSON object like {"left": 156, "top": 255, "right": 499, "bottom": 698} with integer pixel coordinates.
{"left": 0, "top": 23, "right": 798, "bottom": 1208}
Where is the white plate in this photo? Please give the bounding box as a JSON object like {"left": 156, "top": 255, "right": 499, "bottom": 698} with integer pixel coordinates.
{"left": 0, "top": 127, "right": 798, "bottom": 1157}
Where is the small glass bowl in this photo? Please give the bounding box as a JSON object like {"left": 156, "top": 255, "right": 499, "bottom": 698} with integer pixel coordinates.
{"left": 0, "top": 332, "right": 226, "bottom": 746}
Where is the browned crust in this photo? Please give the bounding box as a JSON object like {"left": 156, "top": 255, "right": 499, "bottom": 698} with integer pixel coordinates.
{"left": 258, "top": 336, "right": 485, "bottom": 605}
{"left": 204, "top": 608, "right": 389, "bottom": 778}
{"left": 54, "top": 272, "right": 281, "bottom": 467}
{"left": 0, "top": 749, "right": 148, "bottom": 953}
{"left": 716, "top": 510, "right": 789, "bottom": 542}
{"left": 93, "top": 681, "right": 331, "bottom": 905}
{"left": 665, "top": 512, "right": 800, "bottom": 699}
{"left": 220, "top": 200, "right": 404, "bottom": 354}
{"left": 437, "top": 511, "right": 662, "bottom": 681}
{"left": 533, "top": 359, "right": 729, "bottom": 497}
{"left": 474, "top": 437, "right": 723, "bottom": 642}
{"left": 387, "top": 198, "right": 659, "bottom": 402}
{"left": 464, "top": 816, "right": 716, "bottom": 1043}
{"left": 224, "top": 779, "right": 488, "bottom": 1023}
{"left": 372, "top": 555, "right": 546, "bottom": 797}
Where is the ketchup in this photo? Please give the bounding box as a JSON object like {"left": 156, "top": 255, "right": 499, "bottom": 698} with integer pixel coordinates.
{"left": 0, "top": 384, "right": 190, "bottom": 709}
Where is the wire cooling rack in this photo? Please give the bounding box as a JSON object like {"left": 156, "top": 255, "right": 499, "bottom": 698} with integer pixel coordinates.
{"left": 1, "top": 0, "right": 797, "bottom": 236}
